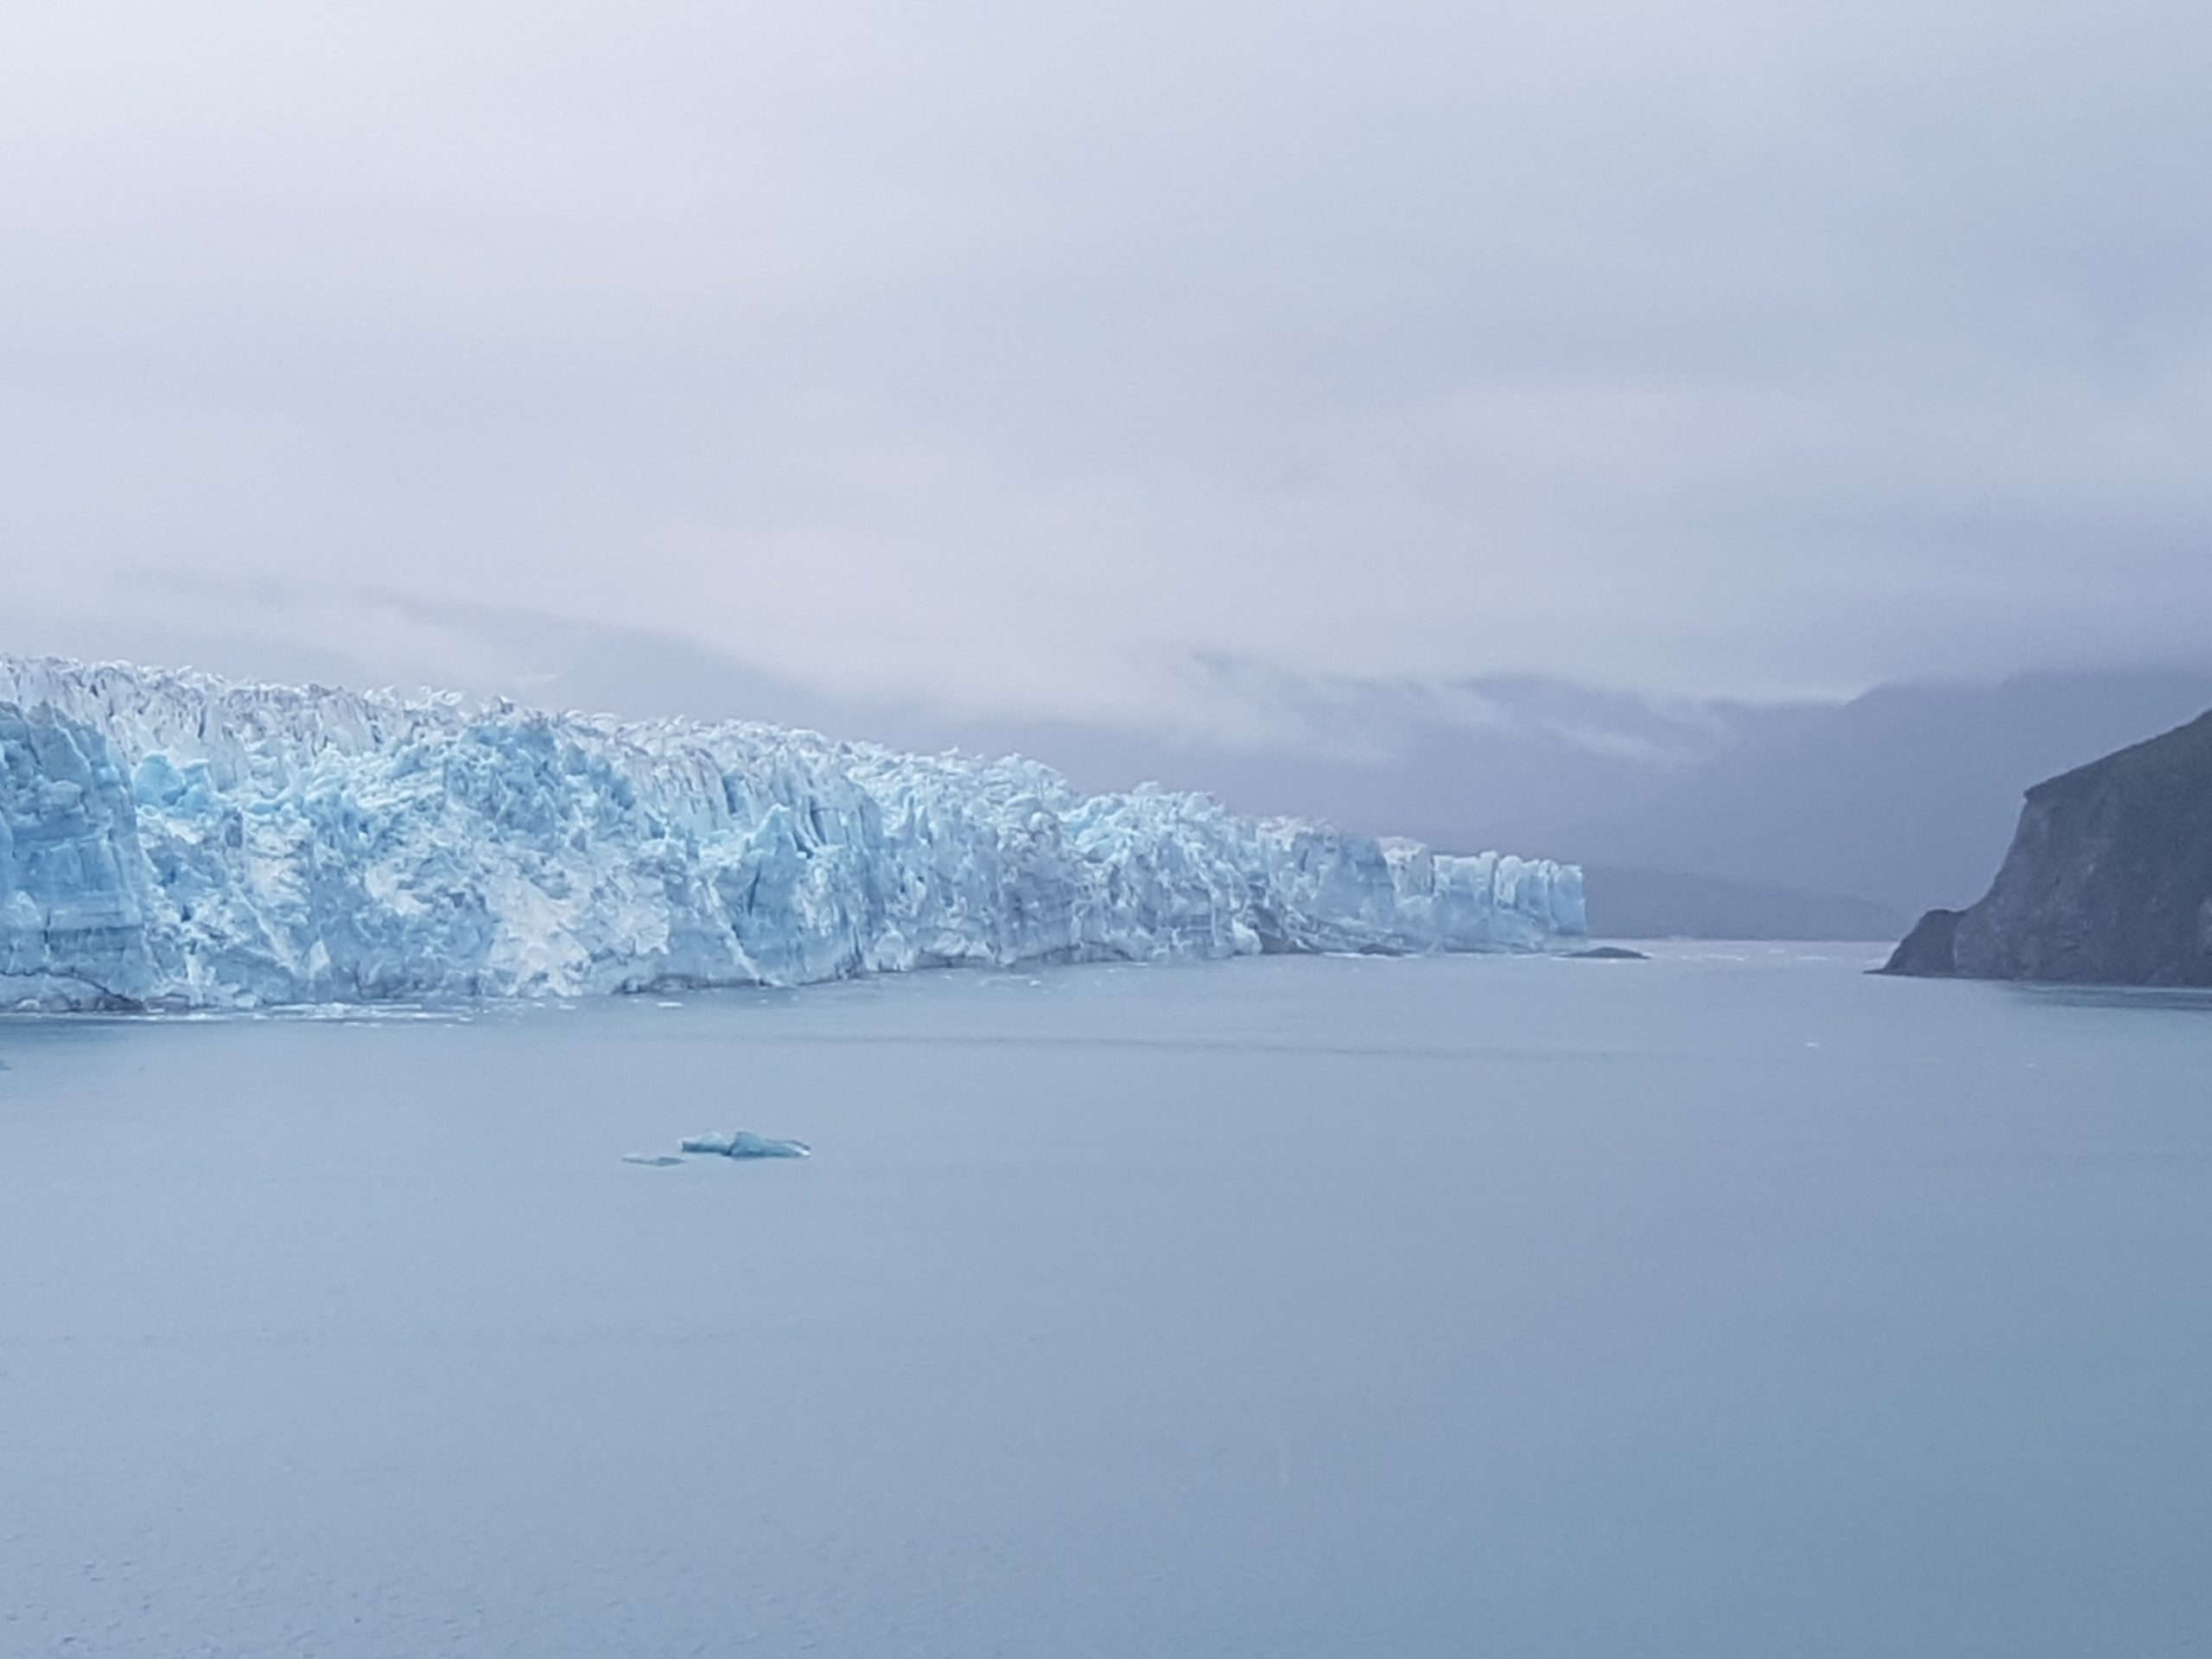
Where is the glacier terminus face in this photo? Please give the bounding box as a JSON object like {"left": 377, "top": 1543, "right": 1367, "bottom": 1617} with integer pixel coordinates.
{"left": 0, "top": 657, "right": 1585, "bottom": 1012}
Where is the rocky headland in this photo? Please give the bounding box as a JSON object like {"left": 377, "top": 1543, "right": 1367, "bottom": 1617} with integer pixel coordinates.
{"left": 1883, "top": 709, "right": 2212, "bottom": 985}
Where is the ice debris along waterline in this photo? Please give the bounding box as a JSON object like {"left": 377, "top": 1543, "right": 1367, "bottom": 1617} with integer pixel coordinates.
{"left": 0, "top": 656, "right": 1586, "bottom": 1012}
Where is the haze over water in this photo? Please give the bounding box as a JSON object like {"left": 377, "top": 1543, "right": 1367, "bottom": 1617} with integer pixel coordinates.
{"left": 4, "top": 948, "right": 2209, "bottom": 1656}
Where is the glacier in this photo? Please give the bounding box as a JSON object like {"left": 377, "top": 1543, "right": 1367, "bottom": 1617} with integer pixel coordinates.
{"left": 0, "top": 656, "right": 1585, "bottom": 1012}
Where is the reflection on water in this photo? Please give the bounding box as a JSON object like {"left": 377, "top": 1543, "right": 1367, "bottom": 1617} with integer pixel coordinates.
{"left": 2009, "top": 981, "right": 2212, "bottom": 1014}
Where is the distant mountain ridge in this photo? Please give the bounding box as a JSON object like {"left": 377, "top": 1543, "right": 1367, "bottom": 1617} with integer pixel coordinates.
{"left": 1573, "top": 867, "right": 1907, "bottom": 944}
{"left": 1519, "top": 672, "right": 2212, "bottom": 919}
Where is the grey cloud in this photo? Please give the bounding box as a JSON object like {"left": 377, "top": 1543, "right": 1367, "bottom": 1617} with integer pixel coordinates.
{"left": 3, "top": 0, "right": 2210, "bottom": 721}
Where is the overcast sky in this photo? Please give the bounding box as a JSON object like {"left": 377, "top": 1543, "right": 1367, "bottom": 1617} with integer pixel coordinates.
{"left": 4, "top": 0, "right": 2210, "bottom": 731}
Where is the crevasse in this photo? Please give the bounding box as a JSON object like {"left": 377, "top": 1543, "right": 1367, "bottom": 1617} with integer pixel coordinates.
{"left": 0, "top": 656, "right": 1585, "bottom": 1011}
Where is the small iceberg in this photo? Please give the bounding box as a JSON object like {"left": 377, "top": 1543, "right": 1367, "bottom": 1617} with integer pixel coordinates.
{"left": 679, "top": 1130, "right": 812, "bottom": 1160}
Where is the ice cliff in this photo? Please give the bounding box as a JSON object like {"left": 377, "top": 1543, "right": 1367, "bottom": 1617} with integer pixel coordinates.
{"left": 0, "top": 657, "right": 1585, "bottom": 1011}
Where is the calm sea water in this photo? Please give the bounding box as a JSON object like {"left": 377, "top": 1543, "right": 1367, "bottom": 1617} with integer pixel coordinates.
{"left": 3, "top": 946, "right": 2210, "bottom": 1657}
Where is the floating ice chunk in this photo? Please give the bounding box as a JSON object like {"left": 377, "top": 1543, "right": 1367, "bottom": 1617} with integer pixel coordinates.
{"left": 620, "top": 1153, "right": 687, "bottom": 1166}
{"left": 679, "top": 1130, "right": 812, "bottom": 1159}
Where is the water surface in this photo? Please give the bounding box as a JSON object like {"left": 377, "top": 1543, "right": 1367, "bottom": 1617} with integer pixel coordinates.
{"left": 4, "top": 947, "right": 2209, "bottom": 1656}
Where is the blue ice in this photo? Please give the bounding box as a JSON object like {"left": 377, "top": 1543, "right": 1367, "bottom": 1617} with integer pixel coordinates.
{"left": 0, "top": 655, "right": 1586, "bottom": 1011}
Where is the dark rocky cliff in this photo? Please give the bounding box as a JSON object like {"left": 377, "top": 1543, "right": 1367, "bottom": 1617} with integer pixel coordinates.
{"left": 1882, "top": 709, "right": 2212, "bottom": 984}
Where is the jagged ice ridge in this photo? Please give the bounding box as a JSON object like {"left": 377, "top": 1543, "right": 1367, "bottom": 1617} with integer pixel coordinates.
{"left": 0, "top": 657, "right": 1585, "bottom": 1011}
